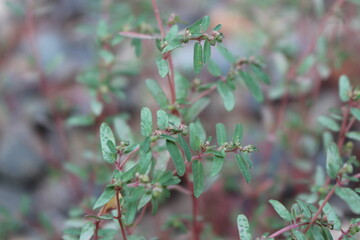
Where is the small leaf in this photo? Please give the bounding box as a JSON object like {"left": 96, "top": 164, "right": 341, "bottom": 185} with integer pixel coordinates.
{"left": 99, "top": 49, "right": 115, "bottom": 65}
{"left": 269, "top": 199, "right": 292, "bottom": 221}
{"left": 326, "top": 142, "right": 342, "bottom": 179}
{"left": 156, "top": 58, "right": 168, "bottom": 78}
{"left": 93, "top": 185, "right": 116, "bottom": 209}
{"left": 166, "top": 140, "right": 185, "bottom": 176}
{"left": 335, "top": 187, "right": 360, "bottom": 214}
{"left": 239, "top": 71, "right": 264, "bottom": 102}
{"left": 237, "top": 214, "right": 252, "bottom": 240}
{"left": 217, "top": 81, "right": 235, "bottom": 111}
{"left": 141, "top": 107, "right": 153, "bottom": 137}
{"left": 157, "top": 110, "right": 168, "bottom": 129}
{"left": 145, "top": 79, "right": 169, "bottom": 108}
{"left": 317, "top": 116, "right": 340, "bottom": 131}
{"left": 339, "top": 75, "right": 351, "bottom": 102}
{"left": 236, "top": 155, "right": 251, "bottom": 183}
{"left": 79, "top": 222, "right": 95, "bottom": 240}
{"left": 346, "top": 131, "right": 360, "bottom": 141}
{"left": 210, "top": 155, "right": 224, "bottom": 177}
{"left": 297, "top": 54, "right": 315, "bottom": 75}
{"left": 174, "top": 72, "right": 190, "bottom": 101}
{"left": 100, "top": 122, "right": 117, "bottom": 163}
{"left": 350, "top": 108, "right": 360, "bottom": 121}
{"left": 296, "top": 200, "right": 311, "bottom": 218}
{"left": 184, "top": 97, "right": 210, "bottom": 122}
{"left": 165, "top": 25, "right": 178, "bottom": 41}
{"left": 192, "top": 160, "right": 204, "bottom": 198}
{"left": 138, "top": 194, "right": 152, "bottom": 210}
{"left": 131, "top": 38, "right": 142, "bottom": 57}
{"left": 216, "top": 123, "right": 227, "bottom": 146}
{"left": 207, "top": 59, "right": 222, "bottom": 76}
{"left": 319, "top": 201, "right": 341, "bottom": 230}
{"left": 233, "top": 124, "right": 243, "bottom": 143}
{"left": 250, "top": 65, "right": 270, "bottom": 85}
{"left": 217, "top": 43, "right": 236, "bottom": 63}
{"left": 213, "top": 24, "right": 222, "bottom": 31}
{"left": 203, "top": 40, "right": 211, "bottom": 64}
{"left": 67, "top": 115, "right": 95, "bottom": 127}
{"left": 292, "top": 229, "right": 306, "bottom": 240}
{"left": 162, "top": 38, "right": 182, "bottom": 53}
{"left": 199, "top": 16, "right": 210, "bottom": 32}
{"left": 114, "top": 117, "right": 134, "bottom": 143}
{"left": 189, "top": 123, "right": 202, "bottom": 151}
{"left": 193, "top": 42, "right": 203, "bottom": 74}
{"left": 178, "top": 135, "right": 192, "bottom": 162}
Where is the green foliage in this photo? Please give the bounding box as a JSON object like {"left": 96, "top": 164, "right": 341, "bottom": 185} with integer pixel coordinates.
{"left": 237, "top": 214, "right": 252, "bottom": 240}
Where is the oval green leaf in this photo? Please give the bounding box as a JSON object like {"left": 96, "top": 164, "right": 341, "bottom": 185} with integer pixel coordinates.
{"left": 269, "top": 199, "right": 292, "bottom": 221}
{"left": 166, "top": 140, "right": 185, "bottom": 176}
{"left": 194, "top": 42, "right": 203, "bottom": 74}
{"left": 217, "top": 81, "right": 235, "bottom": 111}
{"left": 100, "top": 122, "right": 117, "bottom": 163}
{"left": 192, "top": 160, "right": 204, "bottom": 198}
{"left": 237, "top": 214, "right": 252, "bottom": 240}
{"left": 79, "top": 222, "right": 95, "bottom": 240}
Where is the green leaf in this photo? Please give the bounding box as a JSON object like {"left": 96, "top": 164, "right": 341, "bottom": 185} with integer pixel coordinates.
{"left": 138, "top": 194, "right": 152, "bottom": 210}
{"left": 217, "top": 43, "right": 236, "bottom": 63}
{"left": 189, "top": 123, "right": 201, "bottom": 151}
{"left": 297, "top": 54, "right": 315, "bottom": 75}
{"left": 350, "top": 108, "right": 360, "bottom": 121}
{"left": 165, "top": 24, "right": 178, "bottom": 42}
{"left": 140, "top": 107, "right": 153, "bottom": 137}
{"left": 296, "top": 200, "right": 311, "bottom": 218}
{"left": 184, "top": 97, "right": 210, "bottom": 122}
{"left": 335, "top": 187, "right": 360, "bottom": 214}
{"left": 200, "top": 16, "right": 210, "bottom": 32}
{"left": 192, "top": 160, "right": 204, "bottom": 198}
{"left": 174, "top": 72, "right": 190, "bottom": 101}
{"left": 99, "top": 49, "right": 115, "bottom": 65}
{"left": 216, "top": 123, "right": 227, "bottom": 146}
{"left": 100, "top": 122, "right": 117, "bottom": 163}
{"left": 156, "top": 58, "right": 168, "bottom": 78}
{"left": 157, "top": 110, "right": 169, "bottom": 129}
{"left": 210, "top": 155, "right": 224, "bottom": 177}
{"left": 239, "top": 71, "right": 264, "bottom": 102}
{"left": 131, "top": 38, "right": 142, "bottom": 57}
{"left": 217, "top": 81, "right": 235, "bottom": 111}
{"left": 194, "top": 42, "right": 203, "bottom": 74}
{"left": 237, "top": 214, "right": 252, "bottom": 240}
{"left": 124, "top": 201, "right": 137, "bottom": 224}
{"left": 317, "top": 116, "right": 340, "bottom": 131}
{"left": 233, "top": 124, "right": 243, "bottom": 143}
{"left": 326, "top": 142, "right": 342, "bottom": 179}
{"left": 178, "top": 135, "right": 192, "bottom": 162}
{"left": 162, "top": 38, "right": 182, "bottom": 53}
{"left": 319, "top": 201, "right": 341, "bottom": 230}
{"left": 292, "top": 229, "right": 306, "bottom": 240}
{"left": 207, "top": 59, "right": 222, "bottom": 76}
{"left": 241, "top": 152, "right": 252, "bottom": 169}
{"left": 66, "top": 115, "right": 95, "bottom": 127}
{"left": 235, "top": 155, "right": 251, "bottom": 183}
{"left": 203, "top": 40, "right": 211, "bottom": 64}
{"left": 166, "top": 140, "right": 185, "bottom": 176}
{"left": 213, "top": 24, "right": 222, "bottom": 31}
{"left": 145, "top": 79, "right": 169, "bottom": 108}
{"left": 79, "top": 222, "right": 95, "bottom": 240}
{"left": 250, "top": 65, "right": 270, "bottom": 85}
{"left": 93, "top": 185, "right": 115, "bottom": 209}
{"left": 346, "top": 131, "right": 360, "bottom": 141}
{"left": 114, "top": 117, "right": 134, "bottom": 143}
{"left": 339, "top": 75, "right": 351, "bottom": 102}
{"left": 269, "top": 199, "right": 292, "bottom": 221}
{"left": 187, "top": 16, "right": 210, "bottom": 34}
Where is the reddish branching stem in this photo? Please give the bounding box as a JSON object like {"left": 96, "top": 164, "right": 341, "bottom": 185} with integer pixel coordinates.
{"left": 268, "top": 222, "right": 308, "bottom": 238}
{"left": 115, "top": 190, "right": 127, "bottom": 240}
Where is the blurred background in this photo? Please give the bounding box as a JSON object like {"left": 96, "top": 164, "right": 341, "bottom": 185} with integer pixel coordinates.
{"left": 1, "top": 0, "right": 360, "bottom": 239}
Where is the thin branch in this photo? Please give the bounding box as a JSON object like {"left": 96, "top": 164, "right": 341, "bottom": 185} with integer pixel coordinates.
{"left": 268, "top": 222, "right": 308, "bottom": 238}
{"left": 168, "top": 185, "right": 192, "bottom": 195}
{"left": 115, "top": 190, "right": 127, "bottom": 240}
{"left": 303, "top": 181, "right": 339, "bottom": 233}
{"left": 119, "top": 146, "right": 140, "bottom": 170}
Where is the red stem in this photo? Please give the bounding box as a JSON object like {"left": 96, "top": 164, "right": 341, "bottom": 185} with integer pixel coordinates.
{"left": 303, "top": 181, "right": 339, "bottom": 233}
{"left": 116, "top": 190, "right": 127, "bottom": 240}
{"left": 268, "top": 222, "right": 308, "bottom": 238}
